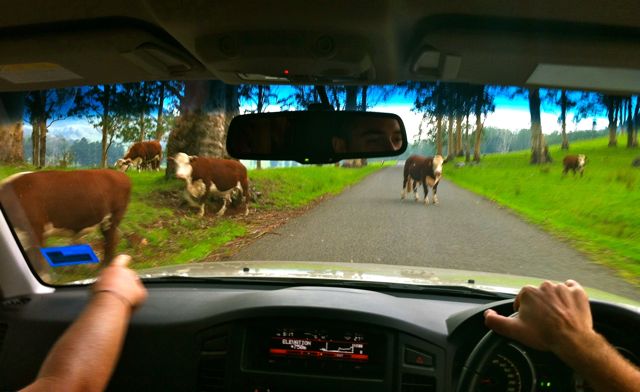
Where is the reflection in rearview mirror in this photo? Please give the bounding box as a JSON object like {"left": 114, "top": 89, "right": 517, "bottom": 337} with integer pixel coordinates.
{"left": 227, "top": 111, "right": 407, "bottom": 164}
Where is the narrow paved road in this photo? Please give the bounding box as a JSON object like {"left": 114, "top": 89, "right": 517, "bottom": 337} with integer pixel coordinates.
{"left": 233, "top": 166, "right": 639, "bottom": 299}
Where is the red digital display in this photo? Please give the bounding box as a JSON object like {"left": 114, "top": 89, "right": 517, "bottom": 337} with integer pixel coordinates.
{"left": 269, "top": 328, "right": 369, "bottom": 362}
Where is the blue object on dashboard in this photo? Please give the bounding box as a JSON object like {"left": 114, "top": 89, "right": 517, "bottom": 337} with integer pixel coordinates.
{"left": 40, "top": 244, "right": 100, "bottom": 267}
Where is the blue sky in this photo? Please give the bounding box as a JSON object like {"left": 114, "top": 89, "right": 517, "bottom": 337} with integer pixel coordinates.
{"left": 35, "top": 86, "right": 607, "bottom": 144}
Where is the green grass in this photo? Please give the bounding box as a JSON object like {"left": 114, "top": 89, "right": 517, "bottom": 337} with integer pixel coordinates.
{"left": 445, "top": 137, "right": 640, "bottom": 287}
{"left": 250, "top": 165, "right": 382, "bottom": 209}
{"left": 0, "top": 163, "right": 382, "bottom": 282}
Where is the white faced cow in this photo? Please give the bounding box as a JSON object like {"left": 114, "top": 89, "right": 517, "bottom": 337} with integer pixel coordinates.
{"left": 0, "top": 170, "right": 131, "bottom": 276}
{"left": 401, "top": 154, "right": 444, "bottom": 205}
{"left": 116, "top": 140, "right": 163, "bottom": 172}
{"left": 562, "top": 154, "right": 587, "bottom": 177}
{"left": 171, "top": 153, "right": 249, "bottom": 217}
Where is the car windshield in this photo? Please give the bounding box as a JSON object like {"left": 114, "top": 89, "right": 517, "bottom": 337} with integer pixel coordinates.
{"left": 0, "top": 81, "right": 638, "bottom": 302}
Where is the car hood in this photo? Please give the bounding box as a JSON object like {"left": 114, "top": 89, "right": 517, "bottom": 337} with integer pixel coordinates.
{"left": 138, "top": 260, "right": 640, "bottom": 308}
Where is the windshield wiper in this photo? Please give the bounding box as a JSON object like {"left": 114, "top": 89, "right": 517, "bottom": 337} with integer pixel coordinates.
{"left": 141, "top": 276, "right": 512, "bottom": 300}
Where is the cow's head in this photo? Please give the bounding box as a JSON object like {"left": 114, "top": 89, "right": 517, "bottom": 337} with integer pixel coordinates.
{"left": 577, "top": 154, "right": 587, "bottom": 168}
{"left": 171, "top": 152, "right": 194, "bottom": 181}
{"left": 115, "top": 158, "right": 132, "bottom": 172}
{"left": 433, "top": 155, "right": 444, "bottom": 178}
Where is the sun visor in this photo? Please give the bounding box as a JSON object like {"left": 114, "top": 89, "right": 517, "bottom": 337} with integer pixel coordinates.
{"left": 0, "top": 23, "right": 207, "bottom": 91}
{"left": 195, "top": 31, "right": 375, "bottom": 84}
{"left": 412, "top": 17, "right": 640, "bottom": 93}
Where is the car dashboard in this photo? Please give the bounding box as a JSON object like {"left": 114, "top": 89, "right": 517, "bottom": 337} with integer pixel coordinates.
{"left": 0, "top": 282, "right": 638, "bottom": 391}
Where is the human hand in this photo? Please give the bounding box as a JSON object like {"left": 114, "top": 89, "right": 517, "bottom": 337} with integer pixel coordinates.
{"left": 93, "top": 255, "right": 147, "bottom": 310}
{"left": 484, "top": 280, "right": 595, "bottom": 356}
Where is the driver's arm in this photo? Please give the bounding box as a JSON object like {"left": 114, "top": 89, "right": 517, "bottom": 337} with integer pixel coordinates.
{"left": 21, "top": 255, "right": 147, "bottom": 392}
{"left": 484, "top": 280, "right": 640, "bottom": 392}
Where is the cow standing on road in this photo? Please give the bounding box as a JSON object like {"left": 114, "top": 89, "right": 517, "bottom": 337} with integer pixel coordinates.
{"left": 0, "top": 170, "right": 131, "bottom": 276}
{"left": 562, "top": 154, "right": 587, "bottom": 177}
{"left": 402, "top": 154, "right": 444, "bottom": 205}
{"left": 171, "top": 153, "right": 250, "bottom": 217}
{"left": 115, "top": 140, "right": 163, "bottom": 172}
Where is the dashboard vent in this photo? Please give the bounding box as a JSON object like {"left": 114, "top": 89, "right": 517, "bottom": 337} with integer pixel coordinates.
{"left": 198, "top": 326, "right": 229, "bottom": 392}
{"left": 401, "top": 373, "right": 436, "bottom": 392}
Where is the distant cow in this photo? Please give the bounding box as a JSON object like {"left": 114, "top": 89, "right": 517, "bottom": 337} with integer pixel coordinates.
{"left": 562, "top": 154, "right": 587, "bottom": 177}
{"left": 116, "top": 140, "right": 163, "bottom": 172}
{"left": 632, "top": 157, "right": 640, "bottom": 167}
{"left": 0, "top": 170, "right": 131, "bottom": 275}
{"left": 171, "top": 153, "right": 249, "bottom": 216}
{"left": 402, "top": 154, "right": 445, "bottom": 205}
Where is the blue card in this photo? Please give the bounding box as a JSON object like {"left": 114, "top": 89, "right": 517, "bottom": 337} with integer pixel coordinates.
{"left": 40, "top": 244, "right": 100, "bottom": 267}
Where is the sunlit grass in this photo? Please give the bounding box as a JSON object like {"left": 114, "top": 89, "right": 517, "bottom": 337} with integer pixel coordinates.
{"left": 249, "top": 165, "right": 382, "bottom": 209}
{"left": 445, "top": 137, "right": 640, "bottom": 287}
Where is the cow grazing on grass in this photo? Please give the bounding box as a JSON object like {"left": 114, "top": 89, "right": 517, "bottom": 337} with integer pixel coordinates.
{"left": 171, "top": 153, "right": 249, "bottom": 217}
{"left": 116, "top": 140, "right": 163, "bottom": 172}
{"left": 402, "top": 154, "right": 445, "bottom": 205}
{"left": 562, "top": 154, "right": 587, "bottom": 177}
{"left": 0, "top": 170, "right": 131, "bottom": 275}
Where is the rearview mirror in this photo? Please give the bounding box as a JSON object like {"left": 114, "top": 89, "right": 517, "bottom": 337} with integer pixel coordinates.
{"left": 227, "top": 111, "right": 407, "bottom": 164}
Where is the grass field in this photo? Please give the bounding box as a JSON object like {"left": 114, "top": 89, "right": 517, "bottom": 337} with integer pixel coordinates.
{"left": 0, "top": 163, "right": 384, "bottom": 282}
{"left": 445, "top": 137, "right": 640, "bottom": 287}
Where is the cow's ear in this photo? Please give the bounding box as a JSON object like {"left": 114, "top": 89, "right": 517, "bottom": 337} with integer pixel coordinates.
{"left": 189, "top": 155, "right": 198, "bottom": 160}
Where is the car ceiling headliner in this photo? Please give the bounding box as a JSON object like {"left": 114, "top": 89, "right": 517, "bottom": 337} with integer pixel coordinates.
{"left": 1, "top": 0, "right": 639, "bottom": 93}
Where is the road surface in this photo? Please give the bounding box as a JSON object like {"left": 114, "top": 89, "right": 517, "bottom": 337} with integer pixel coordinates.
{"left": 232, "top": 166, "right": 640, "bottom": 299}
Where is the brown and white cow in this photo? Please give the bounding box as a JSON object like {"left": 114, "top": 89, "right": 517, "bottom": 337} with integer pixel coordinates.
{"left": 562, "top": 154, "right": 587, "bottom": 177}
{"left": 401, "top": 154, "right": 444, "bottom": 205}
{"left": 0, "top": 170, "right": 131, "bottom": 275}
{"left": 171, "top": 153, "right": 249, "bottom": 217}
{"left": 115, "top": 140, "right": 163, "bottom": 172}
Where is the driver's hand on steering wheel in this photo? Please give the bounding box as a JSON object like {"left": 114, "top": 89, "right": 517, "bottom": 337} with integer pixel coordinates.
{"left": 483, "top": 279, "right": 595, "bottom": 356}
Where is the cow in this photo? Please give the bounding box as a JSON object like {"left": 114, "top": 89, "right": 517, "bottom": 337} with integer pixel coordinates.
{"left": 115, "top": 140, "right": 163, "bottom": 172}
{"left": 562, "top": 154, "right": 587, "bottom": 177}
{"left": 170, "top": 153, "right": 249, "bottom": 217}
{"left": 0, "top": 170, "right": 131, "bottom": 276}
{"left": 401, "top": 154, "right": 445, "bottom": 205}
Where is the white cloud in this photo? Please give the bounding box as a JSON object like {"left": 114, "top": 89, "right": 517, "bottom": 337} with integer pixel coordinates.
{"left": 24, "top": 119, "right": 100, "bottom": 142}
{"left": 373, "top": 103, "right": 608, "bottom": 140}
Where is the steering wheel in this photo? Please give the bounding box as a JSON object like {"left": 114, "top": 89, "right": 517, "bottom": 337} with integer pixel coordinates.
{"left": 456, "top": 312, "right": 536, "bottom": 392}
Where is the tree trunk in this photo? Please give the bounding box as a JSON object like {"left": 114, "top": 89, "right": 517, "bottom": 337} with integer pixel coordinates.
{"left": 626, "top": 97, "right": 634, "bottom": 148}
{"left": 138, "top": 111, "right": 146, "bottom": 142}
{"left": 38, "top": 121, "right": 47, "bottom": 167}
{"left": 155, "top": 82, "right": 166, "bottom": 140}
{"left": 455, "top": 114, "right": 463, "bottom": 156}
{"left": 473, "top": 88, "right": 485, "bottom": 162}
{"left": 528, "top": 88, "right": 547, "bottom": 164}
{"left": 633, "top": 96, "right": 639, "bottom": 147}
{"left": 464, "top": 114, "right": 471, "bottom": 162}
{"left": 446, "top": 116, "right": 454, "bottom": 160}
{"left": 345, "top": 86, "right": 358, "bottom": 111}
{"left": 31, "top": 121, "right": 40, "bottom": 167}
{"left": 607, "top": 96, "right": 617, "bottom": 147}
{"left": 361, "top": 86, "right": 368, "bottom": 111}
{"left": 100, "top": 84, "right": 112, "bottom": 168}
{"left": 255, "top": 85, "right": 265, "bottom": 169}
{"left": 435, "top": 114, "right": 443, "bottom": 156}
{"left": 560, "top": 89, "right": 569, "bottom": 150}
{"left": 166, "top": 80, "right": 231, "bottom": 177}
{"left": 0, "top": 92, "right": 25, "bottom": 163}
